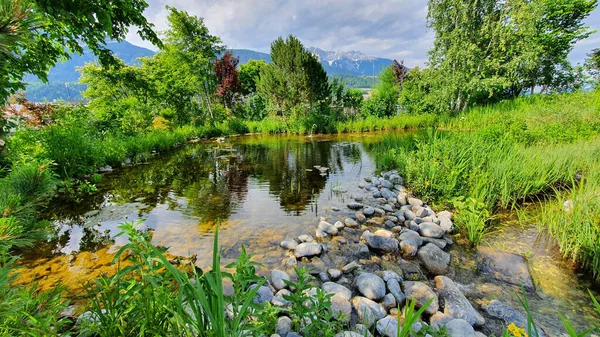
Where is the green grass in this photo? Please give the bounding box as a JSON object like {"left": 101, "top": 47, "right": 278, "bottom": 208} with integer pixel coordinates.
{"left": 374, "top": 90, "right": 600, "bottom": 277}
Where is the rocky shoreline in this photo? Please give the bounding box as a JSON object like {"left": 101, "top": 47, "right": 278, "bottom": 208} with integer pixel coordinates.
{"left": 260, "top": 171, "right": 545, "bottom": 337}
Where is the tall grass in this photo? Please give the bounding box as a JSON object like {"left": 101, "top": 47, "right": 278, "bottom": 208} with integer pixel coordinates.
{"left": 335, "top": 114, "right": 438, "bottom": 134}
{"left": 537, "top": 170, "right": 600, "bottom": 280}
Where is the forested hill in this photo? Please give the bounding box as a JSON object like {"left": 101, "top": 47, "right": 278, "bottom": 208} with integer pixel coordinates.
{"left": 23, "top": 42, "right": 394, "bottom": 102}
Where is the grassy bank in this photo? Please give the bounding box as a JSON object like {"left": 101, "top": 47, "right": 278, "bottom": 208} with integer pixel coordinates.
{"left": 375, "top": 90, "right": 600, "bottom": 279}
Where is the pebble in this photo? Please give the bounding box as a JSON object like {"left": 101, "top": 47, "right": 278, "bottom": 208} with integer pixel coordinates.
{"left": 342, "top": 261, "right": 360, "bottom": 273}
{"left": 328, "top": 268, "right": 342, "bottom": 280}
{"left": 344, "top": 218, "right": 358, "bottom": 228}
{"left": 376, "top": 315, "right": 398, "bottom": 337}
{"left": 276, "top": 316, "right": 292, "bottom": 336}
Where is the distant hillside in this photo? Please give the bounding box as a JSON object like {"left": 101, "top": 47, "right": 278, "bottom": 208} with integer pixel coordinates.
{"left": 24, "top": 42, "right": 396, "bottom": 102}
{"left": 231, "top": 48, "right": 393, "bottom": 77}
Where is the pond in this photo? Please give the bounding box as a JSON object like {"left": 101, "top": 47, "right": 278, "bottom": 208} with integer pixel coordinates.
{"left": 17, "top": 131, "right": 600, "bottom": 335}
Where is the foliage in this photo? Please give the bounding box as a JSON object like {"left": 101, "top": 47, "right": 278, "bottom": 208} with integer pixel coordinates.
{"left": 257, "top": 35, "right": 331, "bottom": 118}
{"left": 414, "top": 0, "right": 598, "bottom": 114}
{"left": 451, "top": 196, "right": 492, "bottom": 246}
{"left": 0, "top": 0, "right": 160, "bottom": 103}
{"left": 0, "top": 257, "right": 70, "bottom": 336}
{"left": 331, "top": 74, "right": 379, "bottom": 89}
{"left": 0, "top": 159, "right": 56, "bottom": 252}
{"left": 586, "top": 48, "right": 600, "bottom": 85}
{"left": 362, "top": 66, "right": 399, "bottom": 117}
{"left": 239, "top": 59, "right": 267, "bottom": 95}
{"left": 214, "top": 51, "right": 241, "bottom": 108}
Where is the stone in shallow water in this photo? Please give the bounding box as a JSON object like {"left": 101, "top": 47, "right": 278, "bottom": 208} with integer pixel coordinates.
{"left": 347, "top": 202, "right": 364, "bottom": 210}
{"left": 363, "top": 207, "right": 375, "bottom": 216}
{"left": 483, "top": 300, "right": 546, "bottom": 337}
{"left": 344, "top": 218, "right": 358, "bottom": 228}
{"left": 434, "top": 276, "right": 485, "bottom": 327}
{"left": 477, "top": 246, "right": 535, "bottom": 291}
{"left": 318, "top": 221, "right": 338, "bottom": 235}
{"left": 294, "top": 243, "right": 322, "bottom": 258}
{"left": 298, "top": 234, "right": 314, "bottom": 243}
{"left": 280, "top": 240, "right": 298, "bottom": 250}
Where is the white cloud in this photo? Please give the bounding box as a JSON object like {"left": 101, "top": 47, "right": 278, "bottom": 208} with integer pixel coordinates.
{"left": 126, "top": 0, "right": 599, "bottom": 68}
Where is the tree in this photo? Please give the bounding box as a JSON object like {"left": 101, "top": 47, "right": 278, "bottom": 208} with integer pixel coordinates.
{"left": 239, "top": 59, "right": 267, "bottom": 95}
{"left": 586, "top": 48, "right": 600, "bottom": 84}
{"left": 362, "top": 66, "right": 399, "bottom": 117}
{"left": 257, "top": 35, "right": 330, "bottom": 117}
{"left": 391, "top": 60, "right": 408, "bottom": 91}
{"left": 147, "top": 7, "right": 224, "bottom": 123}
{"left": 214, "top": 51, "right": 241, "bottom": 108}
{"left": 424, "top": 0, "right": 597, "bottom": 114}
{"left": 0, "top": 0, "right": 160, "bottom": 103}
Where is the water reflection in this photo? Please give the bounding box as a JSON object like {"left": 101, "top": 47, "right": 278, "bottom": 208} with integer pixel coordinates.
{"left": 34, "top": 134, "right": 378, "bottom": 261}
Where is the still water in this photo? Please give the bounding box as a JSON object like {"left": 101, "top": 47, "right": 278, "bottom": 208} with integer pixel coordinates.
{"left": 17, "top": 132, "right": 600, "bottom": 335}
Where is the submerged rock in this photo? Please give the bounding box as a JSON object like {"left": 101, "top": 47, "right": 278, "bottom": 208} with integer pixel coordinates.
{"left": 348, "top": 202, "right": 364, "bottom": 210}
{"left": 434, "top": 276, "right": 485, "bottom": 327}
{"left": 483, "top": 300, "right": 546, "bottom": 337}
{"left": 477, "top": 246, "right": 535, "bottom": 291}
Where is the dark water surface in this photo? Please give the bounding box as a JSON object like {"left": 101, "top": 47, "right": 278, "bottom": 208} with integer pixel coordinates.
{"left": 18, "top": 132, "right": 600, "bottom": 335}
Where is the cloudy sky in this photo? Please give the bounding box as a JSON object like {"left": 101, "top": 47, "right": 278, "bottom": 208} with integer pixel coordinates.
{"left": 126, "top": 0, "right": 600, "bottom": 67}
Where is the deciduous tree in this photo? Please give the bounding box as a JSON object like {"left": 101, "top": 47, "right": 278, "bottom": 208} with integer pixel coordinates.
{"left": 214, "top": 51, "right": 241, "bottom": 108}
{"left": 0, "top": 0, "right": 160, "bottom": 103}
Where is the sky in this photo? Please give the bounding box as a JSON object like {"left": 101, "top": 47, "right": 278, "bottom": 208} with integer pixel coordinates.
{"left": 126, "top": 0, "right": 600, "bottom": 68}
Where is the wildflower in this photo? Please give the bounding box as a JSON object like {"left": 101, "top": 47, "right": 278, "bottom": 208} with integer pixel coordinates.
{"left": 507, "top": 322, "right": 528, "bottom": 337}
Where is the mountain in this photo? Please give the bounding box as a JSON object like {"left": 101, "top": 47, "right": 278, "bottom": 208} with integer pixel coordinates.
{"left": 306, "top": 47, "right": 393, "bottom": 76}
{"left": 230, "top": 48, "right": 393, "bottom": 77}
{"left": 24, "top": 41, "right": 394, "bottom": 102}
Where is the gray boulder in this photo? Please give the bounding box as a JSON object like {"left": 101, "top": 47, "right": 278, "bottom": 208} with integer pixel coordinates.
{"left": 318, "top": 221, "right": 338, "bottom": 235}
{"left": 294, "top": 243, "right": 322, "bottom": 258}
{"left": 352, "top": 296, "right": 387, "bottom": 327}
{"left": 362, "top": 231, "right": 400, "bottom": 254}
{"left": 376, "top": 315, "right": 398, "bottom": 337}
{"left": 386, "top": 278, "right": 406, "bottom": 305}
{"left": 344, "top": 218, "right": 358, "bottom": 228}
{"left": 445, "top": 319, "right": 475, "bottom": 337}
{"left": 276, "top": 316, "right": 292, "bottom": 337}
{"left": 434, "top": 276, "right": 485, "bottom": 327}
{"left": 322, "top": 282, "right": 352, "bottom": 301}
{"left": 355, "top": 272, "right": 386, "bottom": 300}
{"left": 403, "top": 281, "right": 439, "bottom": 315}
{"left": 483, "top": 300, "right": 546, "bottom": 337}
{"left": 417, "top": 243, "right": 450, "bottom": 275}
{"left": 251, "top": 285, "right": 274, "bottom": 304}
{"left": 418, "top": 222, "right": 445, "bottom": 238}
{"left": 280, "top": 240, "right": 298, "bottom": 250}
{"left": 271, "top": 269, "right": 291, "bottom": 290}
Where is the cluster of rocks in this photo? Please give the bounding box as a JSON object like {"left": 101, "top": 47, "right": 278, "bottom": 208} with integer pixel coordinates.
{"left": 268, "top": 171, "right": 498, "bottom": 337}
